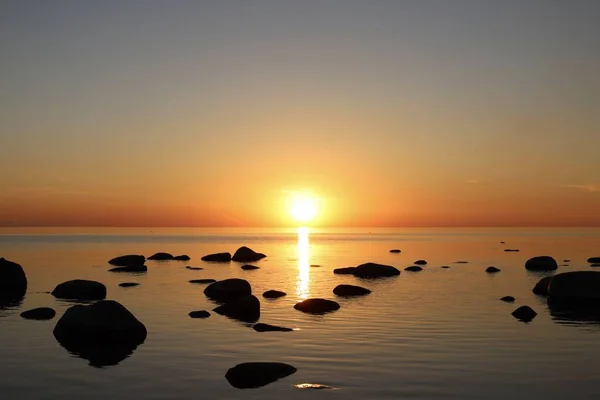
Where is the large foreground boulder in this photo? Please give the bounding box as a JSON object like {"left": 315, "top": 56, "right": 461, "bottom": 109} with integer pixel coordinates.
{"left": 333, "top": 284, "right": 371, "bottom": 297}
{"left": 353, "top": 263, "right": 400, "bottom": 278}
{"left": 0, "top": 258, "right": 27, "bottom": 306}
{"left": 51, "top": 280, "right": 107, "bottom": 301}
{"left": 108, "top": 255, "right": 145, "bottom": 266}
{"left": 213, "top": 295, "right": 260, "bottom": 322}
{"left": 294, "top": 298, "right": 340, "bottom": 314}
{"left": 204, "top": 278, "right": 252, "bottom": 303}
{"left": 225, "top": 362, "right": 297, "bottom": 389}
{"left": 53, "top": 300, "right": 147, "bottom": 367}
{"left": 548, "top": 271, "right": 600, "bottom": 301}
{"left": 526, "top": 256, "right": 558, "bottom": 271}
{"left": 232, "top": 246, "right": 266, "bottom": 262}
{"left": 533, "top": 276, "right": 553, "bottom": 295}
{"left": 201, "top": 252, "right": 232, "bottom": 262}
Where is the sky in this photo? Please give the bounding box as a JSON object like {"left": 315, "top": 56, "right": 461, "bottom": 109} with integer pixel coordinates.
{"left": 1, "top": 0, "right": 599, "bottom": 227}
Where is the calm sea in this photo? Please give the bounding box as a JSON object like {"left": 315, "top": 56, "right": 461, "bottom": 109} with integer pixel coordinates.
{"left": 1, "top": 227, "right": 600, "bottom": 399}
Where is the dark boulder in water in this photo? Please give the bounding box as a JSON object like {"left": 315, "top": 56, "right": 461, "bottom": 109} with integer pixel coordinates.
{"left": 225, "top": 362, "right": 297, "bottom": 389}
{"left": 389, "top": 249, "right": 401, "bottom": 253}
{"left": 119, "top": 282, "right": 139, "bottom": 288}
{"left": 294, "top": 298, "right": 340, "bottom": 314}
{"left": 548, "top": 271, "right": 600, "bottom": 302}
{"left": 414, "top": 260, "right": 427, "bottom": 265}
{"left": 486, "top": 266, "right": 501, "bottom": 273}
{"left": 52, "top": 280, "right": 106, "bottom": 301}
{"left": 353, "top": 263, "right": 400, "bottom": 278}
{"left": 504, "top": 249, "right": 520, "bottom": 252}
{"left": 213, "top": 295, "right": 260, "bottom": 323}
{"left": 525, "top": 256, "right": 558, "bottom": 271}
{"left": 20, "top": 307, "right": 56, "bottom": 320}
{"left": 333, "top": 267, "right": 356, "bottom": 275}
{"left": 333, "top": 284, "right": 371, "bottom": 297}
{"left": 190, "top": 279, "right": 216, "bottom": 284}
{"left": 441, "top": 266, "right": 450, "bottom": 269}
{"left": 500, "top": 296, "right": 515, "bottom": 302}
{"left": 587, "top": 257, "right": 600, "bottom": 263}
{"left": 174, "top": 255, "right": 190, "bottom": 261}
{"left": 533, "top": 276, "right": 553, "bottom": 296}
{"left": 189, "top": 310, "right": 210, "bottom": 319}
{"left": 455, "top": 261, "right": 468, "bottom": 264}
{"left": 232, "top": 246, "right": 266, "bottom": 262}
{"left": 310, "top": 264, "right": 322, "bottom": 268}
{"left": 185, "top": 266, "right": 203, "bottom": 270}
{"left": 512, "top": 306, "right": 537, "bottom": 322}
{"left": 53, "top": 300, "right": 147, "bottom": 367}
{"left": 563, "top": 259, "right": 571, "bottom": 262}
{"left": 253, "top": 323, "right": 293, "bottom": 332}
{"left": 263, "top": 290, "right": 286, "bottom": 299}
{"left": 109, "top": 264, "right": 147, "bottom": 273}
{"left": 201, "top": 252, "right": 232, "bottom": 262}
{"left": 405, "top": 266, "right": 423, "bottom": 272}
{"left": 591, "top": 264, "right": 600, "bottom": 267}
{"left": 241, "top": 264, "right": 260, "bottom": 270}
{"left": 204, "top": 278, "right": 252, "bottom": 303}
{"left": 148, "top": 252, "right": 174, "bottom": 260}
{"left": 0, "top": 258, "right": 27, "bottom": 306}
{"left": 108, "top": 255, "right": 145, "bottom": 266}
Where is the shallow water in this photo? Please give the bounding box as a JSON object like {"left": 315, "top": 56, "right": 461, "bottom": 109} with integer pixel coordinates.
{"left": 1, "top": 227, "right": 600, "bottom": 399}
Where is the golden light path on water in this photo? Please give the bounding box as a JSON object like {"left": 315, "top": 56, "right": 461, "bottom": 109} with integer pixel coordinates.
{"left": 296, "top": 226, "right": 310, "bottom": 299}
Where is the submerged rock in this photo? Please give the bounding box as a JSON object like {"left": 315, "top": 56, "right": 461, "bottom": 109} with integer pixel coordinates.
{"left": 213, "top": 295, "right": 260, "bottom": 322}
{"left": 201, "top": 252, "right": 232, "bottom": 262}
{"left": 263, "top": 290, "right": 286, "bottom": 299}
{"left": 189, "top": 279, "right": 216, "bottom": 284}
{"left": 455, "top": 261, "right": 468, "bottom": 264}
{"left": 525, "top": 256, "right": 558, "bottom": 271}
{"left": 294, "top": 298, "right": 340, "bottom": 314}
{"left": 414, "top": 260, "right": 427, "bottom": 265}
{"left": 441, "top": 266, "right": 451, "bottom": 269}
{"left": 0, "top": 258, "right": 27, "bottom": 305}
{"left": 533, "top": 276, "right": 553, "bottom": 295}
{"left": 587, "top": 257, "right": 600, "bottom": 263}
{"left": 108, "top": 255, "right": 145, "bottom": 266}
{"left": 500, "top": 296, "right": 515, "bottom": 302}
{"left": 20, "top": 307, "right": 56, "bottom": 320}
{"left": 563, "top": 259, "right": 571, "bottom": 262}
{"left": 189, "top": 310, "right": 210, "bottom": 319}
{"left": 52, "top": 280, "right": 107, "bottom": 301}
{"left": 389, "top": 249, "right": 401, "bottom": 253}
{"left": 119, "top": 282, "right": 139, "bottom": 288}
{"left": 204, "top": 278, "right": 252, "bottom": 302}
{"left": 232, "top": 246, "right": 266, "bottom": 262}
{"left": 405, "top": 266, "right": 423, "bottom": 272}
{"left": 310, "top": 264, "right": 322, "bottom": 268}
{"left": 253, "top": 323, "right": 292, "bottom": 332}
{"left": 241, "top": 264, "right": 260, "bottom": 270}
{"left": 504, "top": 249, "right": 520, "bottom": 252}
{"left": 185, "top": 266, "right": 203, "bottom": 270}
{"left": 512, "top": 306, "right": 537, "bottom": 322}
{"left": 295, "top": 383, "right": 335, "bottom": 390}
{"left": 225, "top": 362, "right": 297, "bottom": 389}
{"left": 486, "top": 266, "right": 501, "bottom": 273}
{"left": 109, "top": 264, "right": 147, "bottom": 273}
{"left": 333, "top": 284, "right": 371, "bottom": 297}
{"left": 591, "top": 264, "right": 600, "bottom": 267}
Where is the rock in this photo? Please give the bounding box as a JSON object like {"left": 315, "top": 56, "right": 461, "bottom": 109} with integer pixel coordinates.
{"left": 587, "top": 257, "right": 600, "bottom": 263}
{"left": 560, "top": 264, "right": 569, "bottom": 267}
{"left": 51, "top": 280, "right": 107, "bottom": 301}
{"left": 353, "top": 262, "right": 400, "bottom": 278}
{"left": 405, "top": 266, "right": 423, "bottom": 272}
{"left": 119, "top": 282, "right": 139, "bottom": 288}
{"left": 500, "top": 296, "right": 515, "bottom": 302}
{"left": 512, "top": 306, "right": 537, "bottom": 322}
{"left": 525, "top": 256, "right": 558, "bottom": 271}
{"left": 500, "top": 241, "right": 505, "bottom": 244}
{"left": 108, "top": 255, "right": 145, "bottom": 266}
{"left": 263, "top": 290, "right": 286, "bottom": 299}
{"left": 455, "top": 261, "right": 468, "bottom": 264}
{"left": 389, "top": 249, "right": 401, "bottom": 253}
{"left": 0, "top": 258, "right": 27, "bottom": 305}
{"left": 109, "top": 264, "right": 147, "bottom": 273}
{"left": 295, "top": 383, "right": 335, "bottom": 390}
{"left": 414, "top": 260, "right": 427, "bottom": 265}
{"left": 20, "top": 307, "right": 56, "bottom": 320}
{"left": 225, "top": 362, "right": 297, "bottom": 389}
{"left": 253, "top": 323, "right": 292, "bottom": 332}
{"left": 189, "top": 279, "right": 216, "bottom": 284}
{"left": 441, "top": 266, "right": 450, "bottom": 269}
{"left": 204, "top": 278, "right": 252, "bottom": 302}
{"left": 241, "top": 264, "right": 260, "bottom": 270}
{"left": 189, "top": 310, "right": 210, "bottom": 318}
{"left": 310, "top": 264, "right": 322, "bottom": 268}
{"left": 563, "top": 259, "right": 571, "bottom": 262}
{"left": 213, "top": 295, "right": 260, "bottom": 322}
{"left": 533, "top": 276, "right": 553, "bottom": 295}
{"left": 486, "top": 266, "right": 501, "bottom": 273}
{"left": 333, "top": 284, "right": 371, "bottom": 297}
{"left": 294, "top": 298, "right": 340, "bottom": 314}
{"left": 53, "top": 300, "right": 147, "bottom": 367}
{"left": 333, "top": 267, "right": 356, "bottom": 275}
{"left": 504, "top": 249, "right": 520, "bottom": 252}
{"left": 201, "top": 252, "right": 232, "bottom": 262}
{"left": 174, "top": 255, "right": 190, "bottom": 261}
{"left": 232, "top": 246, "right": 266, "bottom": 262}
{"left": 148, "top": 252, "right": 174, "bottom": 260}
{"left": 591, "top": 264, "right": 600, "bottom": 267}
{"left": 548, "top": 271, "right": 600, "bottom": 302}
{"left": 185, "top": 266, "right": 203, "bottom": 270}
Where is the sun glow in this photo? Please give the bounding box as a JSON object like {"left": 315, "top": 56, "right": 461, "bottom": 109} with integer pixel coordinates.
{"left": 289, "top": 193, "right": 319, "bottom": 224}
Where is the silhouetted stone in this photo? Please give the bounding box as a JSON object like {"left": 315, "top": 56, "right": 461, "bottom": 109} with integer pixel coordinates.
{"left": 263, "top": 290, "right": 286, "bottom": 299}
{"left": 185, "top": 266, "right": 203, "bottom": 270}
{"left": 548, "top": 271, "right": 600, "bottom": 301}
{"left": 441, "top": 266, "right": 450, "bottom": 269}
{"left": 405, "top": 266, "right": 423, "bottom": 272}
{"left": 20, "top": 307, "right": 56, "bottom": 320}
{"left": 500, "top": 241, "right": 505, "bottom": 244}
{"left": 109, "top": 264, "right": 147, "bottom": 273}
{"left": 353, "top": 263, "right": 400, "bottom": 278}
{"left": 533, "top": 276, "right": 553, "bottom": 295}
{"left": 591, "top": 264, "right": 600, "bottom": 267}
{"left": 174, "top": 255, "right": 190, "bottom": 261}
{"left": 512, "top": 306, "right": 537, "bottom": 322}
{"left": 213, "top": 295, "right": 260, "bottom": 322}
{"left": 310, "top": 264, "right": 321, "bottom": 268}
{"left": 389, "top": 249, "right": 401, "bottom": 253}
{"left": 525, "top": 256, "right": 558, "bottom": 271}
{"left": 253, "top": 323, "right": 292, "bottom": 332}
{"left": 504, "top": 249, "right": 520, "bottom": 252}
{"left": 53, "top": 300, "right": 147, "bottom": 368}
{"left": 500, "top": 296, "right": 515, "bottom": 302}
{"left": 108, "top": 255, "right": 145, "bottom": 266}
{"left": 333, "top": 267, "right": 356, "bottom": 275}
{"left": 0, "top": 258, "right": 27, "bottom": 306}
{"left": 333, "top": 284, "right": 371, "bottom": 297}
{"left": 294, "top": 298, "right": 340, "bottom": 314}
{"left": 119, "top": 282, "right": 139, "bottom": 288}
{"left": 204, "top": 278, "right": 252, "bottom": 302}
{"left": 587, "top": 257, "right": 600, "bottom": 263}
{"left": 52, "top": 280, "right": 106, "bottom": 301}
{"left": 189, "top": 310, "right": 210, "bottom": 318}
{"left": 201, "top": 252, "right": 232, "bottom": 262}
{"left": 241, "top": 264, "right": 260, "bottom": 270}
{"left": 486, "top": 266, "right": 501, "bottom": 273}
{"left": 232, "top": 246, "right": 266, "bottom": 262}
{"left": 563, "top": 259, "right": 571, "bottom": 262}
{"left": 455, "top": 261, "right": 468, "bottom": 264}
{"left": 148, "top": 252, "right": 174, "bottom": 260}
{"left": 190, "top": 279, "right": 216, "bottom": 284}
{"left": 414, "top": 260, "right": 427, "bottom": 265}
{"left": 225, "top": 362, "right": 297, "bottom": 389}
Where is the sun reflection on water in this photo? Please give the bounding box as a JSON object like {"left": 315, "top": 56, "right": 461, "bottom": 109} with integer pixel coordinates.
{"left": 296, "top": 227, "right": 310, "bottom": 299}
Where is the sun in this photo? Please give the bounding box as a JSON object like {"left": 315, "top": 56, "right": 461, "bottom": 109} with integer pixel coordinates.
{"left": 289, "top": 193, "right": 319, "bottom": 224}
